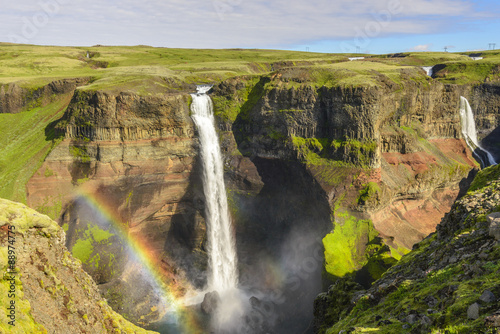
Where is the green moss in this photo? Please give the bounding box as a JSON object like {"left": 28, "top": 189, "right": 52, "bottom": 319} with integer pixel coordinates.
{"left": 468, "top": 163, "right": 500, "bottom": 193}
{"left": 357, "top": 182, "right": 381, "bottom": 204}
{"left": 212, "top": 76, "right": 262, "bottom": 123}
{"left": 322, "top": 213, "right": 379, "bottom": 278}
{"left": 34, "top": 194, "right": 64, "bottom": 220}
{"left": 325, "top": 219, "right": 500, "bottom": 333}
{"left": 76, "top": 177, "right": 90, "bottom": 185}
{"left": 0, "top": 198, "right": 59, "bottom": 235}
{"left": 72, "top": 238, "right": 94, "bottom": 264}
{"left": 71, "top": 224, "right": 114, "bottom": 265}
{"left": 292, "top": 135, "right": 377, "bottom": 169}
{"left": 0, "top": 248, "right": 47, "bottom": 333}
{"left": 43, "top": 168, "right": 54, "bottom": 177}
{"left": 125, "top": 191, "right": 133, "bottom": 207}
{"left": 69, "top": 145, "right": 91, "bottom": 163}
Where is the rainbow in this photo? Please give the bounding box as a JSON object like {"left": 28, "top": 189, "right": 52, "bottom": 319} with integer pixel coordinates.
{"left": 75, "top": 188, "right": 203, "bottom": 334}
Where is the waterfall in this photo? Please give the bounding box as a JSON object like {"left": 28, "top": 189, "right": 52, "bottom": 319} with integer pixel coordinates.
{"left": 190, "top": 85, "right": 238, "bottom": 293}
{"left": 459, "top": 96, "right": 497, "bottom": 167}
{"left": 422, "top": 66, "right": 434, "bottom": 77}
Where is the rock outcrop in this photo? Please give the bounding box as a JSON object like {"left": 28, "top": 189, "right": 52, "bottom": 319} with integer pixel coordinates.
{"left": 0, "top": 198, "right": 158, "bottom": 334}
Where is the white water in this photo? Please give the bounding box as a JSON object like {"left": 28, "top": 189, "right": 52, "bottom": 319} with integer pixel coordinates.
{"left": 422, "top": 66, "right": 434, "bottom": 77}
{"left": 459, "top": 96, "right": 497, "bottom": 167}
{"left": 348, "top": 57, "right": 365, "bottom": 61}
{"left": 190, "top": 85, "right": 238, "bottom": 293}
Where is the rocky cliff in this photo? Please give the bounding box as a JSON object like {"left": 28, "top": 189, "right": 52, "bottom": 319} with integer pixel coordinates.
{"left": 16, "top": 62, "right": 500, "bottom": 332}
{"left": 212, "top": 71, "right": 482, "bottom": 281}
{"left": 26, "top": 88, "right": 208, "bottom": 326}
{"left": 0, "top": 197, "right": 158, "bottom": 334}
{"left": 314, "top": 163, "right": 500, "bottom": 333}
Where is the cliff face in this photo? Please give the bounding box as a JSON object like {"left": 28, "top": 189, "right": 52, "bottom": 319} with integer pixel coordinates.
{"left": 213, "top": 74, "right": 479, "bottom": 260}
{"left": 26, "top": 89, "right": 207, "bottom": 325}
{"left": 314, "top": 164, "right": 500, "bottom": 334}
{"left": 0, "top": 198, "right": 157, "bottom": 334}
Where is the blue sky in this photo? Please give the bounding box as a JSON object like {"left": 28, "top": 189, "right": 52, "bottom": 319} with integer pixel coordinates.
{"left": 1, "top": 0, "right": 499, "bottom": 54}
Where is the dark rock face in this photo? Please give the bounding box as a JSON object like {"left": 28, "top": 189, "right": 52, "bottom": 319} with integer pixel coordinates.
{"left": 469, "top": 83, "right": 500, "bottom": 159}
{"left": 231, "top": 156, "right": 332, "bottom": 334}
{"left": 470, "top": 83, "right": 500, "bottom": 136}
{"left": 216, "top": 76, "right": 477, "bottom": 257}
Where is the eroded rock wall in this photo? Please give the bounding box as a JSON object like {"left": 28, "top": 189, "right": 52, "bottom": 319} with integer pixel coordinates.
{"left": 214, "top": 76, "right": 477, "bottom": 253}
{"left": 27, "top": 89, "right": 207, "bottom": 325}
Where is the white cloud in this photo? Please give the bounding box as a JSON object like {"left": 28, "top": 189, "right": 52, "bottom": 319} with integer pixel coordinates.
{"left": 408, "top": 43, "right": 433, "bottom": 51}
{"left": 0, "top": 0, "right": 498, "bottom": 48}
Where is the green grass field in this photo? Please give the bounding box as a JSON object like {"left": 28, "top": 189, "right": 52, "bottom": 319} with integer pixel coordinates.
{"left": 2, "top": 44, "right": 499, "bottom": 92}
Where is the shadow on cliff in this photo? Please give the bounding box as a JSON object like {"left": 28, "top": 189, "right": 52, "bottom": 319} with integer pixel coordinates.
{"left": 163, "top": 154, "right": 209, "bottom": 289}
{"left": 455, "top": 124, "right": 500, "bottom": 198}
{"left": 44, "top": 118, "right": 66, "bottom": 141}
{"left": 481, "top": 124, "right": 500, "bottom": 164}
{"left": 229, "top": 85, "right": 333, "bottom": 333}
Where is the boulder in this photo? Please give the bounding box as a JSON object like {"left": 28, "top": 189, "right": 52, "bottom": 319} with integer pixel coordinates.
{"left": 201, "top": 291, "right": 221, "bottom": 315}
{"left": 487, "top": 212, "right": 500, "bottom": 240}
{"left": 467, "top": 303, "right": 480, "bottom": 320}
{"left": 479, "top": 290, "right": 496, "bottom": 303}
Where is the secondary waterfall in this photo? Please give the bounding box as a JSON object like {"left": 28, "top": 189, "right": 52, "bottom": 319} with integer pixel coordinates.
{"left": 191, "top": 85, "right": 238, "bottom": 293}
{"left": 422, "top": 66, "right": 434, "bottom": 77}
{"left": 459, "top": 96, "right": 497, "bottom": 167}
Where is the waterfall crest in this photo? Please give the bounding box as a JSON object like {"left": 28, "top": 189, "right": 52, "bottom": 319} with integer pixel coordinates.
{"left": 459, "top": 96, "right": 497, "bottom": 167}
{"left": 190, "top": 85, "right": 238, "bottom": 293}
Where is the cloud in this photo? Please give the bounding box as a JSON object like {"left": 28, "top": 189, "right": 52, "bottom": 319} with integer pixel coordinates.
{"left": 1, "top": 0, "right": 499, "bottom": 49}
{"left": 408, "top": 43, "right": 433, "bottom": 51}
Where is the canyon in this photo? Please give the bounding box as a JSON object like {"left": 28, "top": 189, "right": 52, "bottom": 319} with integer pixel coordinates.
{"left": 1, "top": 46, "right": 500, "bottom": 333}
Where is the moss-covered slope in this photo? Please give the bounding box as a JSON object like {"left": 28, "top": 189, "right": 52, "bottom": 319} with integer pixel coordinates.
{"left": 0, "top": 198, "right": 158, "bottom": 334}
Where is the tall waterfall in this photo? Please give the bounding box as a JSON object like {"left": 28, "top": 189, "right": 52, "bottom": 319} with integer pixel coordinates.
{"left": 459, "top": 96, "right": 497, "bottom": 167}
{"left": 191, "top": 85, "right": 238, "bottom": 293}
